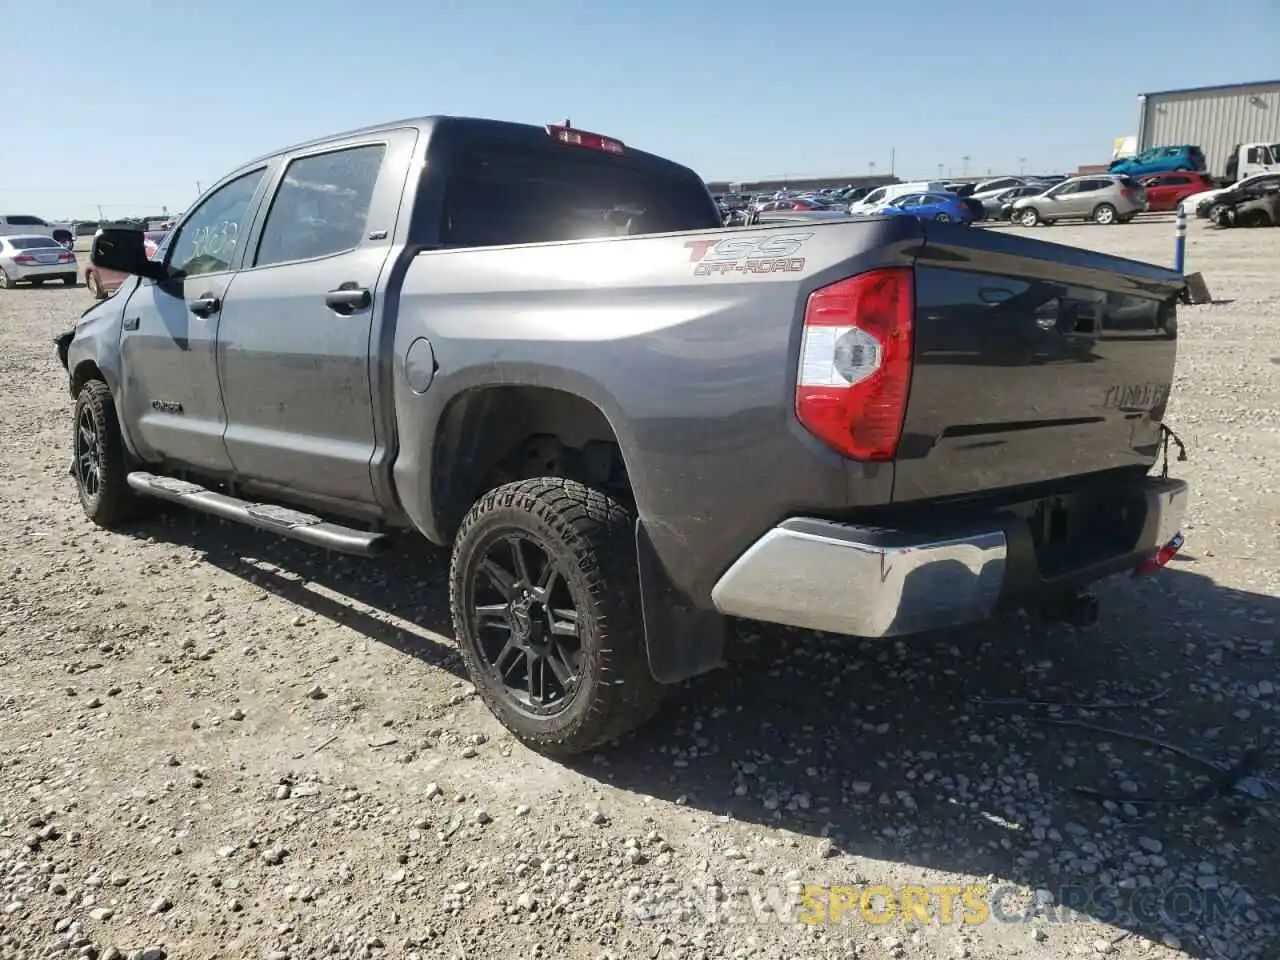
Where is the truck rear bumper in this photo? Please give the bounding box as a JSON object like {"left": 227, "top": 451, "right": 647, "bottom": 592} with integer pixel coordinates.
{"left": 710, "top": 477, "right": 1188, "bottom": 638}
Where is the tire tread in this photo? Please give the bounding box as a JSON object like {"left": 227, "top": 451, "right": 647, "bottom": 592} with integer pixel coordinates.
{"left": 74, "top": 380, "right": 137, "bottom": 527}
{"left": 449, "top": 477, "right": 664, "bottom": 755}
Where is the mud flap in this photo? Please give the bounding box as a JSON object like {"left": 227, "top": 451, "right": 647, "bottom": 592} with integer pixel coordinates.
{"left": 1181, "top": 272, "right": 1211, "bottom": 305}
{"left": 635, "top": 520, "right": 725, "bottom": 684}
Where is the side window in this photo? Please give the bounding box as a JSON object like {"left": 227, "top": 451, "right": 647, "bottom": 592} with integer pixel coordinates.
{"left": 254, "top": 144, "right": 386, "bottom": 267}
{"left": 1246, "top": 146, "right": 1263, "bottom": 164}
{"left": 1165, "top": 175, "right": 1190, "bottom": 185}
{"left": 863, "top": 189, "right": 885, "bottom": 205}
{"left": 1050, "top": 181, "right": 1078, "bottom": 197}
{"left": 166, "top": 169, "right": 266, "bottom": 278}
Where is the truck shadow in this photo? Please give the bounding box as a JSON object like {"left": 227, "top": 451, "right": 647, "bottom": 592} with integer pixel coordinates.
{"left": 134, "top": 508, "right": 467, "bottom": 681}
{"left": 133, "top": 510, "right": 1277, "bottom": 956}
{"left": 580, "top": 560, "right": 1280, "bottom": 958}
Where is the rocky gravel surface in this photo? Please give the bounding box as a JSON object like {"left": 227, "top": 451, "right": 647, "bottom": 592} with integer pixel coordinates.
{"left": 1, "top": 220, "right": 1277, "bottom": 960}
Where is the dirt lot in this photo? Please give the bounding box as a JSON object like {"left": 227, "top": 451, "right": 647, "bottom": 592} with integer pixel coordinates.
{"left": 1, "top": 220, "right": 1277, "bottom": 960}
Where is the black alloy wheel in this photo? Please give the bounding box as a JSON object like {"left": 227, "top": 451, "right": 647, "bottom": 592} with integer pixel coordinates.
{"left": 470, "top": 532, "right": 582, "bottom": 714}
{"left": 449, "top": 478, "right": 665, "bottom": 755}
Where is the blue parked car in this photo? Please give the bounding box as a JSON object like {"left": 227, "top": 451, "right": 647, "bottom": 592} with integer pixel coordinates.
{"left": 1108, "top": 145, "right": 1206, "bottom": 177}
{"left": 872, "top": 191, "right": 981, "bottom": 223}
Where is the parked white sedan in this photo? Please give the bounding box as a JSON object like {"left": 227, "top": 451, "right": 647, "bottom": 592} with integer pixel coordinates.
{"left": 0, "top": 234, "right": 79, "bottom": 288}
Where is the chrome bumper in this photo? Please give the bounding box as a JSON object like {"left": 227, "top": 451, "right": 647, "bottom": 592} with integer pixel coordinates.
{"left": 710, "top": 478, "right": 1188, "bottom": 638}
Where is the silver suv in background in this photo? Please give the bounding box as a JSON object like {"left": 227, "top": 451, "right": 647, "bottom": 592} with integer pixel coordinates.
{"left": 1010, "top": 175, "right": 1146, "bottom": 226}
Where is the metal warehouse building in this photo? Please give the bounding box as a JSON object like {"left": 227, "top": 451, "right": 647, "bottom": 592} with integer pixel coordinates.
{"left": 1137, "top": 79, "right": 1280, "bottom": 176}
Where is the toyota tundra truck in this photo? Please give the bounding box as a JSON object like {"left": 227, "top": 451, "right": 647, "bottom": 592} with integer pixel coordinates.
{"left": 56, "top": 116, "right": 1189, "bottom": 756}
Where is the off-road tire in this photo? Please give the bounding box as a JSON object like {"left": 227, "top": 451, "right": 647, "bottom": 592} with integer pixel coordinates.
{"left": 449, "top": 478, "right": 665, "bottom": 756}
{"left": 72, "top": 380, "right": 138, "bottom": 527}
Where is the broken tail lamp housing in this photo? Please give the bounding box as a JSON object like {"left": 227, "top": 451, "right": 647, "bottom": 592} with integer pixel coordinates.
{"left": 795, "top": 267, "right": 914, "bottom": 460}
{"left": 1132, "top": 531, "right": 1184, "bottom": 577}
{"left": 546, "top": 124, "right": 625, "bottom": 155}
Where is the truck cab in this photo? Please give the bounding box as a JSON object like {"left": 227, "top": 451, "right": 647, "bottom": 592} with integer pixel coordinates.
{"left": 1224, "top": 142, "right": 1280, "bottom": 183}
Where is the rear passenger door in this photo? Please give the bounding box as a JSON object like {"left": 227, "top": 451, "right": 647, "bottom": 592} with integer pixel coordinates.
{"left": 1043, "top": 180, "right": 1081, "bottom": 218}
{"left": 215, "top": 129, "right": 418, "bottom": 510}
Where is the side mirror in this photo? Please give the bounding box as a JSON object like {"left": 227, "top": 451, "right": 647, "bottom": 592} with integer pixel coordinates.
{"left": 91, "top": 228, "right": 167, "bottom": 282}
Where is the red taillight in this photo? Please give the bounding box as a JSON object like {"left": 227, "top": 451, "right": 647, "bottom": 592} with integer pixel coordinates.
{"left": 546, "top": 124, "right": 625, "bottom": 155}
{"left": 13, "top": 255, "right": 37, "bottom": 264}
{"left": 795, "top": 267, "right": 914, "bottom": 460}
{"left": 1132, "top": 532, "right": 1184, "bottom": 577}
{"left": 58, "top": 252, "right": 74, "bottom": 262}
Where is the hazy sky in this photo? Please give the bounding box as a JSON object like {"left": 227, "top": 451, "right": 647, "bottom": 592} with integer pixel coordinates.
{"left": 7, "top": 0, "right": 1279, "bottom": 218}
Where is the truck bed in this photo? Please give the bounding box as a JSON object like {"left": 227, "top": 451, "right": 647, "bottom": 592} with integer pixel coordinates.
{"left": 392, "top": 215, "right": 1185, "bottom": 608}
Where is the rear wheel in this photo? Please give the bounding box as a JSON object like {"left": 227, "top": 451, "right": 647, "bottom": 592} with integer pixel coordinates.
{"left": 61, "top": 274, "right": 77, "bottom": 287}
{"left": 86, "top": 270, "right": 105, "bottom": 300}
{"left": 449, "top": 478, "right": 665, "bottom": 756}
{"left": 1239, "top": 209, "right": 1271, "bottom": 227}
{"left": 72, "top": 380, "right": 138, "bottom": 528}
{"left": 1093, "top": 203, "right": 1118, "bottom": 225}
{"left": 934, "top": 212, "right": 951, "bottom": 222}
{"left": 1018, "top": 208, "right": 1040, "bottom": 227}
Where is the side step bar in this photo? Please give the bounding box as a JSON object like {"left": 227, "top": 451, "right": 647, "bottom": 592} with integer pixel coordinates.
{"left": 126, "top": 472, "right": 391, "bottom": 558}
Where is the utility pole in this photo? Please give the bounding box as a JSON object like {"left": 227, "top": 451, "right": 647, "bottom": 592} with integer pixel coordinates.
{"left": 869, "top": 161, "right": 876, "bottom": 178}
{"left": 96, "top": 205, "right": 104, "bottom": 220}
{"left": 889, "top": 147, "right": 895, "bottom": 176}
{"left": 196, "top": 181, "right": 203, "bottom": 196}
{"left": 961, "top": 155, "right": 970, "bottom": 177}
{"left": 1019, "top": 157, "right": 1027, "bottom": 175}
{"left": 937, "top": 163, "right": 944, "bottom": 179}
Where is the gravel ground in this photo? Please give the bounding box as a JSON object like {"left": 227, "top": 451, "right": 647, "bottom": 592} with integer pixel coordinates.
{"left": 1, "top": 220, "right": 1277, "bottom": 960}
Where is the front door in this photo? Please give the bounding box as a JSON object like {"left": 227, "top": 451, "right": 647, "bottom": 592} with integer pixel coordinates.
{"left": 215, "top": 131, "right": 417, "bottom": 509}
{"left": 117, "top": 166, "right": 272, "bottom": 472}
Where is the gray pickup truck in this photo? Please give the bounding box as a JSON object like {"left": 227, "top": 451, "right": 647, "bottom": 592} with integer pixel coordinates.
{"left": 57, "top": 115, "right": 1189, "bottom": 755}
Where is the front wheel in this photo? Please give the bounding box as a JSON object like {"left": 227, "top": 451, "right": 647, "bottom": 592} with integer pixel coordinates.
{"left": 0, "top": 268, "right": 9, "bottom": 289}
{"left": 449, "top": 478, "right": 665, "bottom": 756}
{"left": 72, "top": 380, "right": 138, "bottom": 528}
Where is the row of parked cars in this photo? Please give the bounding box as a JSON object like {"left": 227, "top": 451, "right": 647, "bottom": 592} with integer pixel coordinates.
{"left": 0, "top": 225, "right": 168, "bottom": 293}
{"left": 720, "top": 173, "right": 1153, "bottom": 227}
{"left": 1177, "top": 170, "right": 1280, "bottom": 228}
{"left": 718, "top": 164, "right": 1280, "bottom": 230}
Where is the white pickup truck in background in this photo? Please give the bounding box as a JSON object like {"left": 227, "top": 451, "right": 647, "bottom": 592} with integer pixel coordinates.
{"left": 0, "top": 214, "right": 74, "bottom": 246}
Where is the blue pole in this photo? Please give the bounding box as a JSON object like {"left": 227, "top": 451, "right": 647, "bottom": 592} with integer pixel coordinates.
{"left": 1174, "top": 204, "right": 1186, "bottom": 275}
